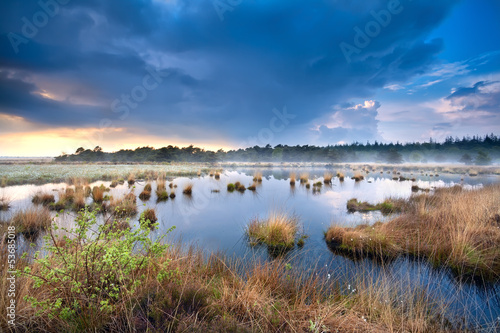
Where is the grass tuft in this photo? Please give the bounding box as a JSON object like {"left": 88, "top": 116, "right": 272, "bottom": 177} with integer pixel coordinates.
{"left": 299, "top": 173, "right": 309, "bottom": 184}
{"left": 347, "top": 198, "right": 404, "bottom": 215}
{"left": 139, "top": 184, "right": 152, "bottom": 201}
{"left": 0, "top": 195, "right": 11, "bottom": 211}
{"left": 323, "top": 172, "right": 333, "bottom": 184}
{"left": 351, "top": 172, "right": 364, "bottom": 182}
{"left": 336, "top": 171, "right": 345, "bottom": 181}
{"left": 183, "top": 183, "right": 193, "bottom": 195}
{"left": 247, "top": 211, "right": 299, "bottom": 250}
{"left": 329, "top": 184, "right": 500, "bottom": 280}
{"left": 32, "top": 193, "right": 55, "bottom": 206}
{"left": 110, "top": 192, "right": 137, "bottom": 217}
{"left": 253, "top": 171, "right": 263, "bottom": 182}
{"left": 12, "top": 207, "right": 52, "bottom": 239}
{"left": 140, "top": 208, "right": 158, "bottom": 229}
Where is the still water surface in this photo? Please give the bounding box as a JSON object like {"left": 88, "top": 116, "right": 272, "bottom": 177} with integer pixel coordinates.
{"left": 1, "top": 167, "right": 499, "bottom": 329}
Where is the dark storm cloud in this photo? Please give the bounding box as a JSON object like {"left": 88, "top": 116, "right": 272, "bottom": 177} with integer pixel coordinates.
{"left": 0, "top": 70, "right": 108, "bottom": 125}
{"left": 0, "top": 0, "right": 459, "bottom": 146}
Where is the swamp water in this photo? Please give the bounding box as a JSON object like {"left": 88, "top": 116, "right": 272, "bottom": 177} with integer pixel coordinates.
{"left": 1, "top": 167, "right": 499, "bottom": 330}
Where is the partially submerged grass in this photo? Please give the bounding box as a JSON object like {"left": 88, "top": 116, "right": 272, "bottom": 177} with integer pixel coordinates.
{"left": 327, "top": 185, "right": 500, "bottom": 280}
{"left": 12, "top": 207, "right": 52, "bottom": 239}
{"left": 468, "top": 169, "right": 478, "bottom": 176}
{"left": 139, "top": 184, "right": 152, "bottom": 201}
{"left": 351, "top": 172, "right": 364, "bottom": 182}
{"left": 73, "top": 189, "right": 86, "bottom": 211}
{"left": 0, "top": 228, "right": 455, "bottom": 333}
{"left": 289, "top": 172, "right": 296, "bottom": 186}
{"left": 253, "top": 171, "right": 263, "bottom": 182}
{"left": 127, "top": 173, "right": 135, "bottom": 185}
{"left": 337, "top": 171, "right": 345, "bottom": 181}
{"left": 227, "top": 183, "right": 235, "bottom": 192}
{"left": 347, "top": 198, "right": 404, "bottom": 215}
{"left": 32, "top": 192, "right": 55, "bottom": 206}
{"left": 247, "top": 211, "right": 299, "bottom": 250}
{"left": 49, "top": 188, "right": 77, "bottom": 211}
{"left": 140, "top": 208, "right": 158, "bottom": 229}
{"left": 0, "top": 195, "right": 11, "bottom": 211}
{"left": 411, "top": 184, "right": 430, "bottom": 193}
{"left": 183, "top": 183, "right": 193, "bottom": 195}
{"left": 299, "top": 173, "right": 309, "bottom": 184}
{"left": 323, "top": 172, "right": 333, "bottom": 184}
{"left": 91, "top": 186, "right": 104, "bottom": 203}
{"left": 156, "top": 181, "right": 169, "bottom": 202}
{"left": 110, "top": 192, "right": 137, "bottom": 217}
{"left": 247, "top": 183, "right": 257, "bottom": 191}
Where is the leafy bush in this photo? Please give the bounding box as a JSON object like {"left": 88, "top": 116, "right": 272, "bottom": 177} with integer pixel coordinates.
{"left": 22, "top": 208, "right": 175, "bottom": 329}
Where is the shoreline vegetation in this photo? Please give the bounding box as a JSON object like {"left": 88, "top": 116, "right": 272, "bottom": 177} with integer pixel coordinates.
{"left": 52, "top": 135, "right": 500, "bottom": 165}
{"left": 0, "top": 206, "right": 478, "bottom": 333}
{"left": 0, "top": 161, "right": 499, "bottom": 187}
{"left": 0, "top": 174, "right": 498, "bottom": 331}
{"left": 326, "top": 184, "right": 500, "bottom": 281}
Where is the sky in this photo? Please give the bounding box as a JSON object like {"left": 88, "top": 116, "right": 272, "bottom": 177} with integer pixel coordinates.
{"left": 0, "top": 0, "right": 499, "bottom": 156}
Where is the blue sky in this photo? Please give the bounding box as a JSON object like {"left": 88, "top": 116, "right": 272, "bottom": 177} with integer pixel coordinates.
{"left": 0, "top": 0, "right": 499, "bottom": 156}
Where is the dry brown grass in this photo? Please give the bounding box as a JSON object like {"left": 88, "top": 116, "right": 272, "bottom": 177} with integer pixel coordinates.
{"left": 91, "top": 186, "right": 104, "bottom": 203}
{"left": 0, "top": 226, "right": 458, "bottom": 333}
{"left": 289, "top": 172, "right": 296, "bottom": 185}
{"left": 351, "top": 172, "right": 364, "bottom": 182}
{"left": 140, "top": 208, "right": 158, "bottom": 229}
{"left": 12, "top": 207, "right": 52, "bottom": 239}
{"left": 73, "top": 190, "right": 86, "bottom": 211}
{"left": 139, "top": 183, "right": 152, "bottom": 201}
{"left": 323, "top": 172, "right": 333, "bottom": 184}
{"left": 0, "top": 195, "right": 11, "bottom": 211}
{"left": 32, "top": 192, "right": 55, "bottom": 206}
{"left": 253, "top": 171, "right": 263, "bottom": 182}
{"left": 327, "top": 185, "right": 500, "bottom": 280}
{"left": 156, "top": 182, "right": 168, "bottom": 201}
{"left": 247, "top": 211, "right": 299, "bottom": 249}
{"left": 337, "top": 171, "right": 345, "bottom": 181}
{"left": 183, "top": 183, "right": 193, "bottom": 195}
{"left": 110, "top": 193, "right": 137, "bottom": 217}
{"left": 347, "top": 198, "right": 405, "bottom": 215}
{"left": 5, "top": 242, "right": 451, "bottom": 333}
{"left": 299, "top": 173, "right": 309, "bottom": 184}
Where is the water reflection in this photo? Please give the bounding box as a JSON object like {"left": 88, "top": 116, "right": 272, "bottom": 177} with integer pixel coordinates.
{"left": 1, "top": 168, "right": 499, "bottom": 329}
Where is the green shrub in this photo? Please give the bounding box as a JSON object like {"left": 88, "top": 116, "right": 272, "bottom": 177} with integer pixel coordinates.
{"left": 22, "top": 208, "right": 175, "bottom": 329}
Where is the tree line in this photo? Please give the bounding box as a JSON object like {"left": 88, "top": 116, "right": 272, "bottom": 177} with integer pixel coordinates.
{"left": 55, "top": 134, "right": 500, "bottom": 165}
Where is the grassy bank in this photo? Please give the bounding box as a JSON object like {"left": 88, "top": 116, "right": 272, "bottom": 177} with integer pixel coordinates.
{"left": 0, "top": 208, "right": 466, "bottom": 332}
{"left": 0, "top": 163, "right": 211, "bottom": 186}
{"left": 326, "top": 185, "right": 500, "bottom": 280}
{"left": 1, "top": 162, "right": 499, "bottom": 187}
